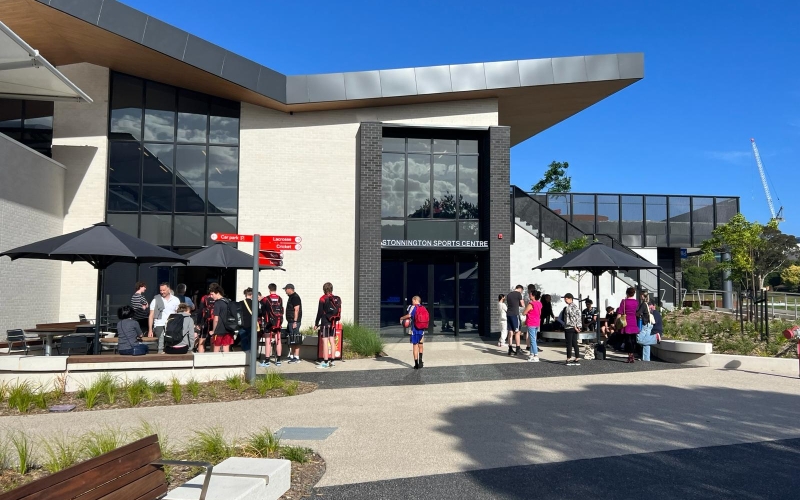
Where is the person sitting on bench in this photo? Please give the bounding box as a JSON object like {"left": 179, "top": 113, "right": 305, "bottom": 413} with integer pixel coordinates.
{"left": 117, "top": 306, "right": 148, "bottom": 356}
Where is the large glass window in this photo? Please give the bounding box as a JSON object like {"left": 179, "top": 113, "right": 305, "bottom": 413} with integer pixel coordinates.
{"left": 0, "top": 99, "right": 54, "bottom": 156}
{"left": 645, "top": 196, "right": 667, "bottom": 247}
{"left": 381, "top": 134, "right": 480, "bottom": 241}
{"left": 597, "top": 195, "right": 620, "bottom": 238}
{"left": 621, "top": 195, "right": 644, "bottom": 247}
{"left": 691, "top": 197, "right": 714, "bottom": 246}
{"left": 668, "top": 197, "right": 691, "bottom": 247}
{"left": 106, "top": 71, "right": 239, "bottom": 248}
{"left": 572, "top": 194, "right": 595, "bottom": 234}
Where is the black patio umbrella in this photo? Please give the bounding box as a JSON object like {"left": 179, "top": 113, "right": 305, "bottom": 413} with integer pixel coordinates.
{"left": 150, "top": 241, "right": 284, "bottom": 271}
{"left": 0, "top": 222, "right": 188, "bottom": 354}
{"left": 532, "top": 242, "right": 660, "bottom": 356}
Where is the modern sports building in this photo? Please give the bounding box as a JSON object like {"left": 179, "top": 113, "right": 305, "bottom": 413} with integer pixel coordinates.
{"left": 0, "top": 1, "right": 738, "bottom": 337}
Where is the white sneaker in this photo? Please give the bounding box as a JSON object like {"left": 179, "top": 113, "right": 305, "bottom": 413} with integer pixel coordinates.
{"left": 527, "top": 356, "right": 540, "bottom": 362}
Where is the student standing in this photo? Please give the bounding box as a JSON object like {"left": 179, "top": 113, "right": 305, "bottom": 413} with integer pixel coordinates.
{"left": 505, "top": 285, "right": 525, "bottom": 355}
{"left": 618, "top": 287, "right": 640, "bottom": 363}
{"left": 237, "top": 287, "right": 260, "bottom": 356}
{"left": 563, "top": 293, "right": 583, "bottom": 366}
{"left": 400, "top": 295, "right": 426, "bottom": 369}
{"left": 284, "top": 284, "right": 303, "bottom": 364}
{"left": 209, "top": 283, "right": 234, "bottom": 353}
{"left": 164, "top": 303, "right": 195, "bottom": 354}
{"left": 497, "top": 294, "right": 507, "bottom": 347}
{"left": 524, "top": 290, "right": 542, "bottom": 362}
{"left": 314, "top": 282, "right": 340, "bottom": 369}
{"left": 130, "top": 281, "right": 150, "bottom": 332}
{"left": 148, "top": 282, "right": 180, "bottom": 354}
{"left": 637, "top": 302, "right": 662, "bottom": 361}
{"left": 262, "top": 284, "right": 285, "bottom": 367}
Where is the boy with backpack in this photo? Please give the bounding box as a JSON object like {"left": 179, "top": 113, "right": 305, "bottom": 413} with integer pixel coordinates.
{"left": 209, "top": 283, "right": 238, "bottom": 353}
{"left": 314, "top": 282, "right": 341, "bottom": 369}
{"left": 260, "top": 283, "right": 284, "bottom": 367}
{"left": 399, "top": 295, "right": 428, "bottom": 369}
{"left": 164, "top": 303, "right": 195, "bottom": 354}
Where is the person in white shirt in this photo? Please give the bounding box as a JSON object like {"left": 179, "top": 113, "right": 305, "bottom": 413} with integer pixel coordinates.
{"left": 497, "top": 294, "right": 507, "bottom": 347}
{"left": 148, "top": 282, "right": 180, "bottom": 354}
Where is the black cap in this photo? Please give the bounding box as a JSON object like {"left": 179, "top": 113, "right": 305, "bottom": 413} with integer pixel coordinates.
{"left": 584, "top": 298, "right": 592, "bottom": 303}
{"left": 564, "top": 293, "right": 574, "bottom": 299}
{"left": 283, "top": 284, "right": 295, "bottom": 290}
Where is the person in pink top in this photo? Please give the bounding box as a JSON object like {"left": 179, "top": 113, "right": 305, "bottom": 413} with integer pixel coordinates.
{"left": 617, "top": 287, "right": 640, "bottom": 363}
{"left": 523, "top": 290, "right": 542, "bottom": 362}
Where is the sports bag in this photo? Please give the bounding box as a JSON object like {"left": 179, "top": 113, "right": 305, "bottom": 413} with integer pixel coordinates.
{"left": 413, "top": 305, "right": 430, "bottom": 329}
{"left": 614, "top": 301, "right": 628, "bottom": 331}
{"left": 219, "top": 298, "right": 242, "bottom": 333}
{"left": 323, "top": 295, "right": 342, "bottom": 323}
{"left": 164, "top": 313, "right": 185, "bottom": 347}
{"left": 264, "top": 294, "right": 284, "bottom": 331}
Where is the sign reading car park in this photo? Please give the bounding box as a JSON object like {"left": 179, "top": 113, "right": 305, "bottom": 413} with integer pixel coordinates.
{"left": 381, "top": 239, "right": 489, "bottom": 248}
{"left": 211, "top": 233, "right": 253, "bottom": 243}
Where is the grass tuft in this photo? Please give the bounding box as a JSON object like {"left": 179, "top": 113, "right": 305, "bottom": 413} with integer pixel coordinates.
{"left": 246, "top": 428, "right": 280, "bottom": 457}
{"left": 82, "top": 427, "right": 127, "bottom": 458}
{"left": 186, "top": 427, "right": 234, "bottom": 463}
{"left": 283, "top": 381, "right": 299, "bottom": 396}
{"left": 186, "top": 378, "right": 201, "bottom": 398}
{"left": 225, "top": 373, "right": 248, "bottom": 393}
{"left": 10, "top": 431, "right": 35, "bottom": 474}
{"left": 0, "top": 433, "right": 10, "bottom": 469}
{"left": 0, "top": 380, "right": 8, "bottom": 403}
{"left": 280, "top": 445, "right": 311, "bottom": 463}
{"left": 123, "top": 378, "right": 151, "bottom": 407}
{"left": 255, "top": 371, "right": 284, "bottom": 395}
{"left": 132, "top": 420, "right": 174, "bottom": 459}
{"left": 7, "top": 380, "right": 36, "bottom": 414}
{"left": 41, "top": 434, "right": 82, "bottom": 473}
{"left": 95, "top": 373, "right": 119, "bottom": 405}
{"left": 170, "top": 377, "right": 183, "bottom": 404}
{"left": 342, "top": 322, "right": 385, "bottom": 357}
{"left": 150, "top": 380, "right": 167, "bottom": 395}
{"left": 33, "top": 386, "right": 49, "bottom": 410}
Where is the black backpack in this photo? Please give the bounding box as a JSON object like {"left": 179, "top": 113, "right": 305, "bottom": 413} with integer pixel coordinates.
{"left": 323, "top": 295, "right": 342, "bottom": 323}
{"left": 164, "top": 313, "right": 185, "bottom": 347}
{"left": 264, "top": 294, "right": 284, "bottom": 331}
{"left": 220, "top": 298, "right": 242, "bottom": 332}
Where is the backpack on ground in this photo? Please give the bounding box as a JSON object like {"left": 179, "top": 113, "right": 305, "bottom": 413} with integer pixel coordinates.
{"left": 413, "top": 305, "right": 429, "bottom": 330}
{"left": 264, "top": 294, "right": 284, "bottom": 331}
{"left": 322, "top": 295, "right": 342, "bottom": 323}
{"left": 219, "top": 298, "right": 242, "bottom": 333}
{"left": 164, "top": 313, "right": 185, "bottom": 347}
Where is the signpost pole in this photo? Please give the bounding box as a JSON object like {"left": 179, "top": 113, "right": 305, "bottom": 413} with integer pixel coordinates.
{"left": 247, "top": 234, "right": 260, "bottom": 383}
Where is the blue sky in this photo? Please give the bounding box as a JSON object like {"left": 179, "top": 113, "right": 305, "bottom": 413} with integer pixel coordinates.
{"left": 125, "top": 0, "right": 800, "bottom": 236}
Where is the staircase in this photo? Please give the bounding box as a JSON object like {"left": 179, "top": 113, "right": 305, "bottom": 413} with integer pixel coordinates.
{"left": 511, "top": 186, "right": 680, "bottom": 309}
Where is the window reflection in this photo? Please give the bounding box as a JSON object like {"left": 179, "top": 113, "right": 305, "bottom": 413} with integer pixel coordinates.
{"left": 176, "top": 145, "right": 206, "bottom": 189}
{"left": 108, "top": 142, "right": 141, "bottom": 184}
{"left": 142, "top": 144, "right": 173, "bottom": 184}
{"left": 382, "top": 153, "right": 405, "bottom": 218}
{"left": 407, "top": 154, "right": 430, "bottom": 218}
{"left": 206, "top": 216, "right": 237, "bottom": 245}
{"left": 108, "top": 185, "right": 140, "bottom": 212}
{"left": 458, "top": 156, "right": 478, "bottom": 219}
{"left": 144, "top": 81, "right": 175, "bottom": 142}
{"left": 208, "top": 146, "right": 238, "bottom": 188}
{"left": 141, "top": 186, "right": 173, "bottom": 212}
{"left": 140, "top": 214, "right": 171, "bottom": 246}
{"left": 209, "top": 98, "right": 240, "bottom": 144}
{"left": 597, "top": 195, "right": 620, "bottom": 238}
{"left": 178, "top": 90, "right": 208, "bottom": 143}
{"left": 433, "top": 155, "right": 457, "bottom": 219}
{"left": 110, "top": 73, "right": 143, "bottom": 141}
{"left": 174, "top": 215, "right": 205, "bottom": 246}
{"left": 1, "top": 100, "right": 55, "bottom": 156}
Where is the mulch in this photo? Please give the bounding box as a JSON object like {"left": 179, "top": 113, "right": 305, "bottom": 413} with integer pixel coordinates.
{"left": 0, "top": 380, "right": 318, "bottom": 417}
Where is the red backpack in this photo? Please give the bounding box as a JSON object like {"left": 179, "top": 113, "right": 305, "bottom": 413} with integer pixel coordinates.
{"left": 413, "top": 305, "right": 429, "bottom": 329}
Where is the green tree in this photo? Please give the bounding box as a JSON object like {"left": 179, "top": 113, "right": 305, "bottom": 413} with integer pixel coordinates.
{"left": 683, "top": 266, "right": 710, "bottom": 292}
{"left": 781, "top": 264, "right": 800, "bottom": 291}
{"left": 701, "top": 213, "right": 797, "bottom": 294}
{"left": 532, "top": 161, "right": 571, "bottom": 193}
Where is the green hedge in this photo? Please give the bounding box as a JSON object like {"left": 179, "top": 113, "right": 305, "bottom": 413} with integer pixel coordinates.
{"left": 342, "top": 322, "right": 385, "bottom": 357}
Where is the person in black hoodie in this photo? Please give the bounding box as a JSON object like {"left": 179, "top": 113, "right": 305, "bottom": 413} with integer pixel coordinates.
{"left": 237, "top": 287, "right": 261, "bottom": 354}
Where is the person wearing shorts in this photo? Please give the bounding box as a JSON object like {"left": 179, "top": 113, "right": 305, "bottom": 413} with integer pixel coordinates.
{"left": 314, "top": 282, "right": 338, "bottom": 369}
{"left": 284, "top": 284, "right": 303, "bottom": 363}
{"left": 400, "top": 296, "right": 425, "bottom": 369}
{"left": 505, "top": 286, "right": 525, "bottom": 356}
{"left": 209, "top": 283, "right": 234, "bottom": 352}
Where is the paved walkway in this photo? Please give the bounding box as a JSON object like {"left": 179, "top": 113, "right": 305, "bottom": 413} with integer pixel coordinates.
{"left": 1, "top": 340, "right": 799, "bottom": 497}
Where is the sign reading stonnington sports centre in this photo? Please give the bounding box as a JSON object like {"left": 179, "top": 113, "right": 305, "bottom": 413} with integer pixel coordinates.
{"left": 381, "top": 239, "right": 489, "bottom": 248}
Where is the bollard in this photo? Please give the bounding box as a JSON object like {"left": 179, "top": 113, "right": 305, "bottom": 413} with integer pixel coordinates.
{"left": 782, "top": 326, "right": 800, "bottom": 378}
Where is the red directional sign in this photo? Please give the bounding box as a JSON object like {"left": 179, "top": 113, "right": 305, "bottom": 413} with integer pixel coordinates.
{"left": 260, "top": 236, "right": 302, "bottom": 252}
{"left": 210, "top": 233, "right": 253, "bottom": 243}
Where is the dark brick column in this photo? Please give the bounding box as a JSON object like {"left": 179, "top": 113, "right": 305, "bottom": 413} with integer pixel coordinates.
{"left": 355, "top": 122, "right": 382, "bottom": 330}
{"left": 485, "top": 126, "right": 511, "bottom": 336}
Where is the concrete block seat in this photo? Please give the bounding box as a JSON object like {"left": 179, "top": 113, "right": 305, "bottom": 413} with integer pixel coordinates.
{"left": 541, "top": 330, "right": 597, "bottom": 342}
{"left": 651, "top": 339, "right": 713, "bottom": 366}
{"left": 165, "top": 457, "right": 290, "bottom": 500}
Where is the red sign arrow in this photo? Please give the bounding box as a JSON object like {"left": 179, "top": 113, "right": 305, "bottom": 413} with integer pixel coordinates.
{"left": 210, "top": 233, "right": 253, "bottom": 243}
{"left": 260, "top": 242, "right": 302, "bottom": 251}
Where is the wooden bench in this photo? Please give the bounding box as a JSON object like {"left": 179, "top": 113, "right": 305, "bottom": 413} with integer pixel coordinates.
{"left": 0, "top": 435, "right": 212, "bottom": 500}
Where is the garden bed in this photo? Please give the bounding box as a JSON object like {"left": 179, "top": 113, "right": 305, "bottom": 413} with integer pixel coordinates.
{"left": 663, "top": 309, "right": 798, "bottom": 358}
{"left": 0, "top": 372, "right": 316, "bottom": 416}
{"left": 0, "top": 424, "right": 326, "bottom": 497}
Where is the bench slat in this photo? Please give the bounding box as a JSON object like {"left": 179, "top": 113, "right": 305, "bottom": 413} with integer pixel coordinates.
{"left": 95, "top": 470, "right": 167, "bottom": 500}
{"left": 72, "top": 463, "right": 160, "bottom": 500}
{"left": 0, "top": 436, "right": 159, "bottom": 500}
{"left": 20, "top": 445, "right": 161, "bottom": 500}
{"left": 128, "top": 483, "right": 170, "bottom": 500}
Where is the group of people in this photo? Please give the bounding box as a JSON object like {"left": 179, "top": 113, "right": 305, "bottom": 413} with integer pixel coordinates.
{"left": 125, "top": 280, "right": 342, "bottom": 367}
{"left": 497, "top": 284, "right": 663, "bottom": 365}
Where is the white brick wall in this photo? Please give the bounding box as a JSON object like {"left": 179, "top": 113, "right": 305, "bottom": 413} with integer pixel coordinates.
{"left": 0, "top": 135, "right": 66, "bottom": 336}
{"left": 51, "top": 63, "right": 110, "bottom": 322}
{"left": 236, "top": 99, "right": 499, "bottom": 319}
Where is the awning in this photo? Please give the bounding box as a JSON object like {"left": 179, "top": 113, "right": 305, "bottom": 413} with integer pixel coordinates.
{"left": 0, "top": 20, "right": 91, "bottom": 102}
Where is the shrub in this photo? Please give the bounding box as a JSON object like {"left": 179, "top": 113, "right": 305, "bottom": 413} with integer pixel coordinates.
{"left": 95, "top": 373, "right": 119, "bottom": 405}
{"left": 280, "top": 445, "right": 311, "bottom": 463}
{"left": 186, "top": 378, "right": 201, "bottom": 398}
{"left": 132, "top": 420, "right": 173, "bottom": 459}
{"left": 342, "top": 322, "right": 385, "bottom": 357}
{"left": 41, "top": 434, "right": 81, "bottom": 473}
{"left": 186, "top": 428, "right": 234, "bottom": 463}
{"left": 33, "top": 386, "right": 49, "bottom": 410}
{"left": 7, "top": 381, "right": 36, "bottom": 414}
{"left": 225, "top": 373, "right": 247, "bottom": 393}
{"left": 0, "top": 381, "right": 8, "bottom": 404}
{"left": 10, "top": 431, "right": 34, "bottom": 474}
{"left": 150, "top": 380, "right": 167, "bottom": 395}
{"left": 255, "top": 371, "right": 284, "bottom": 395}
{"left": 170, "top": 377, "right": 182, "bottom": 404}
{"left": 0, "top": 433, "right": 10, "bottom": 469}
{"left": 246, "top": 429, "right": 280, "bottom": 457}
{"left": 82, "top": 427, "right": 127, "bottom": 458}
{"left": 283, "top": 381, "right": 299, "bottom": 396}
{"left": 123, "top": 378, "right": 151, "bottom": 407}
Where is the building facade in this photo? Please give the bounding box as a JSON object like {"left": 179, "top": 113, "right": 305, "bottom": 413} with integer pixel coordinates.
{"left": 0, "top": 1, "right": 737, "bottom": 337}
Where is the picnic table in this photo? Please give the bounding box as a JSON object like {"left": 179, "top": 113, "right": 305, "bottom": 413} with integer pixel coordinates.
{"left": 23, "top": 322, "right": 95, "bottom": 356}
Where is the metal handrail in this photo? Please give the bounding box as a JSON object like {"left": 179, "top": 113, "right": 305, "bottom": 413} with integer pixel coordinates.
{"left": 152, "top": 460, "right": 214, "bottom": 500}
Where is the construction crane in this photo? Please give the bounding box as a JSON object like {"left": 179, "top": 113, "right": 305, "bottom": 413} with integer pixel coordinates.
{"left": 750, "top": 138, "right": 784, "bottom": 223}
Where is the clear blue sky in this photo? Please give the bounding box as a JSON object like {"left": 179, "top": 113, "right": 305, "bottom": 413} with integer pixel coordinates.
{"left": 125, "top": 0, "right": 800, "bottom": 236}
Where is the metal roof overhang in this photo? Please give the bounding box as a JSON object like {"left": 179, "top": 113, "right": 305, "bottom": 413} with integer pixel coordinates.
{"left": 2, "top": 0, "right": 641, "bottom": 145}
{"left": 0, "top": 18, "right": 91, "bottom": 102}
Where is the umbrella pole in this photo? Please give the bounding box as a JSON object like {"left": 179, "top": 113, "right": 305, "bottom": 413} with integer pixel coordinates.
{"left": 93, "top": 268, "right": 104, "bottom": 355}
{"left": 596, "top": 272, "right": 602, "bottom": 360}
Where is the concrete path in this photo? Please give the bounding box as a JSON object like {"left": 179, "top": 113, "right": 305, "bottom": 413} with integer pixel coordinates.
{"left": 1, "top": 340, "right": 798, "bottom": 496}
